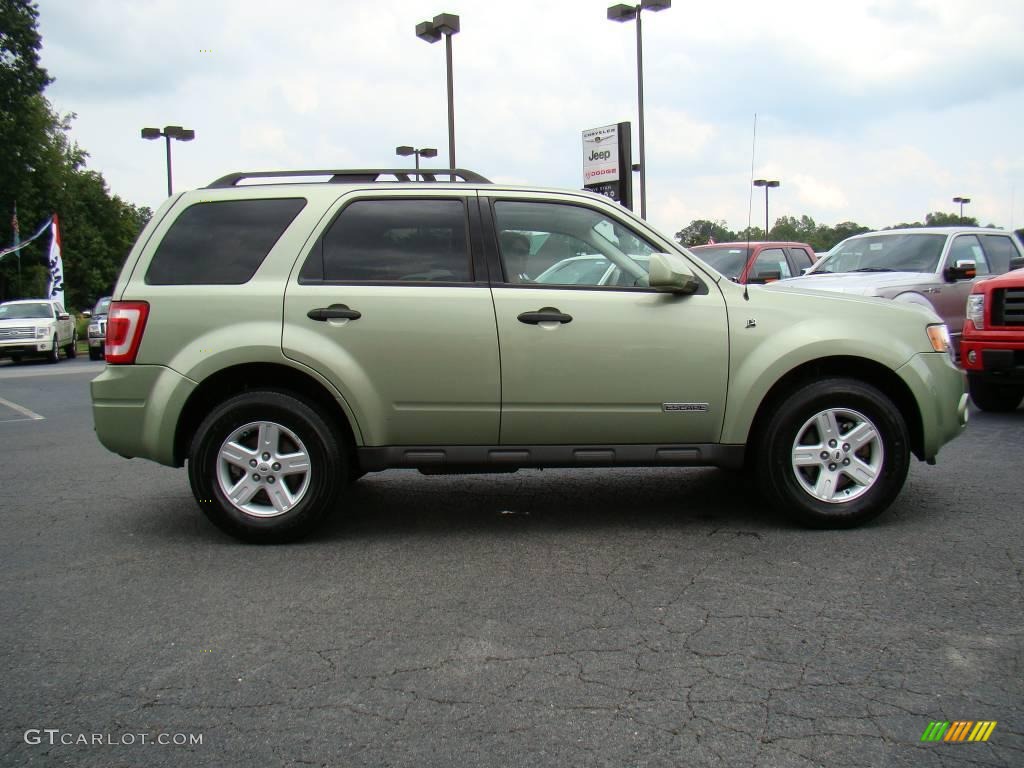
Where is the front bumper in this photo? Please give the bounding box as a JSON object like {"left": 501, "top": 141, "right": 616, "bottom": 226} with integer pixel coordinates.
{"left": 961, "top": 337, "right": 1024, "bottom": 382}
{"left": 0, "top": 339, "right": 54, "bottom": 357}
{"left": 91, "top": 364, "right": 196, "bottom": 466}
{"left": 896, "top": 352, "right": 968, "bottom": 461}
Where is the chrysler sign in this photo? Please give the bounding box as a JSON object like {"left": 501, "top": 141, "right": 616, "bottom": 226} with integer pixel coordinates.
{"left": 582, "top": 122, "right": 632, "bottom": 209}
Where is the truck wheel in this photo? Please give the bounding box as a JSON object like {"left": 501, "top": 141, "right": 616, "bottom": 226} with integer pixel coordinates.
{"left": 65, "top": 331, "right": 78, "bottom": 358}
{"left": 88, "top": 348, "right": 102, "bottom": 361}
{"left": 969, "top": 376, "right": 1023, "bottom": 412}
{"left": 754, "top": 377, "right": 910, "bottom": 528}
{"left": 47, "top": 335, "right": 60, "bottom": 364}
{"left": 188, "top": 390, "right": 347, "bottom": 543}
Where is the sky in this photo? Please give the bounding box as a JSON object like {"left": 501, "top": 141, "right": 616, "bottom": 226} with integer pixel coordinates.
{"left": 35, "top": 0, "right": 1024, "bottom": 238}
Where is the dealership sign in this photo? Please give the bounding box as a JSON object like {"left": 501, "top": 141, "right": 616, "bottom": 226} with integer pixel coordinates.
{"left": 582, "top": 122, "right": 633, "bottom": 210}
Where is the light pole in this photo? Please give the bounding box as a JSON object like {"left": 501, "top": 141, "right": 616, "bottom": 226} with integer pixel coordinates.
{"left": 141, "top": 125, "right": 195, "bottom": 196}
{"left": 607, "top": 0, "right": 671, "bottom": 220}
{"left": 753, "top": 179, "right": 780, "bottom": 239}
{"left": 953, "top": 196, "right": 971, "bottom": 224}
{"left": 416, "top": 13, "right": 460, "bottom": 171}
{"left": 396, "top": 146, "right": 438, "bottom": 170}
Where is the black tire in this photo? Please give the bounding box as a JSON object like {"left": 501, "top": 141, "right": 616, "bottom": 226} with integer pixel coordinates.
{"left": 968, "top": 376, "right": 1023, "bottom": 413}
{"left": 10, "top": 354, "right": 22, "bottom": 364}
{"left": 754, "top": 377, "right": 910, "bottom": 529}
{"left": 65, "top": 331, "right": 78, "bottom": 358}
{"left": 47, "top": 335, "right": 60, "bottom": 364}
{"left": 188, "top": 390, "right": 347, "bottom": 543}
{"left": 88, "top": 348, "right": 102, "bottom": 361}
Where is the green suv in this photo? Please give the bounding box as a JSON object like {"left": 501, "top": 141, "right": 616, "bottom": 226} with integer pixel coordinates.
{"left": 90, "top": 168, "right": 968, "bottom": 542}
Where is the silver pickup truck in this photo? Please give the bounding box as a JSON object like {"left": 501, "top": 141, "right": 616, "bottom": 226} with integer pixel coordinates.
{"left": 780, "top": 227, "right": 1024, "bottom": 356}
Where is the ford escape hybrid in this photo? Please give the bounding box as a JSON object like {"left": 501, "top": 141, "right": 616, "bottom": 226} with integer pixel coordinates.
{"left": 90, "top": 168, "right": 968, "bottom": 542}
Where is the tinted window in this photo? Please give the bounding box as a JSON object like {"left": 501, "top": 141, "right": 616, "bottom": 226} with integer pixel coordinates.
{"left": 494, "top": 201, "right": 656, "bottom": 287}
{"left": 788, "top": 247, "right": 815, "bottom": 271}
{"left": 981, "top": 235, "right": 1019, "bottom": 274}
{"left": 750, "top": 248, "right": 792, "bottom": 281}
{"left": 816, "top": 234, "right": 946, "bottom": 273}
{"left": 0, "top": 303, "right": 52, "bottom": 319}
{"left": 691, "top": 246, "right": 750, "bottom": 279}
{"left": 146, "top": 199, "right": 305, "bottom": 285}
{"left": 947, "top": 235, "right": 989, "bottom": 275}
{"left": 301, "top": 199, "right": 471, "bottom": 282}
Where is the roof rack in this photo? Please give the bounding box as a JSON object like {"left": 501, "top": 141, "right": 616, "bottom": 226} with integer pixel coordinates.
{"left": 206, "top": 168, "right": 491, "bottom": 188}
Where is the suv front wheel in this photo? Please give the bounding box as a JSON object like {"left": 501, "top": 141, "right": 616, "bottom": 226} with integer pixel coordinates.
{"left": 755, "top": 378, "right": 910, "bottom": 528}
{"left": 188, "top": 390, "right": 347, "bottom": 542}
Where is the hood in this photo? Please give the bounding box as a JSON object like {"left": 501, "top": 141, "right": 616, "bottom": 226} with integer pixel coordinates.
{"left": 0, "top": 316, "right": 53, "bottom": 327}
{"left": 775, "top": 271, "right": 938, "bottom": 295}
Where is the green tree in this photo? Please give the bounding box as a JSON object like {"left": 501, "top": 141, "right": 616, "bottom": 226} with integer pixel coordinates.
{"left": 674, "top": 219, "right": 737, "bottom": 247}
{"left": 0, "top": 0, "right": 149, "bottom": 307}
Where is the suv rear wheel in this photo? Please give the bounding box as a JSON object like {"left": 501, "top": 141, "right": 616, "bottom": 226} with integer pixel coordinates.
{"left": 755, "top": 378, "right": 910, "bottom": 528}
{"left": 188, "top": 390, "right": 347, "bottom": 543}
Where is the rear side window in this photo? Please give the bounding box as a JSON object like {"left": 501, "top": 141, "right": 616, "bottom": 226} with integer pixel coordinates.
{"left": 788, "top": 247, "right": 815, "bottom": 272}
{"left": 146, "top": 198, "right": 306, "bottom": 285}
{"left": 981, "top": 235, "right": 1019, "bottom": 274}
{"left": 300, "top": 198, "right": 471, "bottom": 283}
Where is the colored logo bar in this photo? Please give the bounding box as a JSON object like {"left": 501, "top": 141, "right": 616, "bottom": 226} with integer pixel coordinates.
{"left": 921, "top": 721, "right": 997, "bottom": 742}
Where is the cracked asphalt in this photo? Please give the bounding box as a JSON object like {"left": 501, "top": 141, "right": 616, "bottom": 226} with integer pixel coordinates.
{"left": 1, "top": 359, "right": 1021, "bottom": 767}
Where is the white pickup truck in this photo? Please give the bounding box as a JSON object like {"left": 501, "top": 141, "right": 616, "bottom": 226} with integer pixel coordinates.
{"left": 0, "top": 299, "right": 77, "bottom": 364}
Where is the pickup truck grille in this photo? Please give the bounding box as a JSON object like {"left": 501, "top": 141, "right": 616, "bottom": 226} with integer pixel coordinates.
{"left": 0, "top": 326, "right": 34, "bottom": 340}
{"left": 992, "top": 288, "right": 1024, "bottom": 326}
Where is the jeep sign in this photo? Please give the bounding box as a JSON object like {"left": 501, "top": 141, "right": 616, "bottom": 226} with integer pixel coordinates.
{"left": 582, "top": 122, "right": 633, "bottom": 210}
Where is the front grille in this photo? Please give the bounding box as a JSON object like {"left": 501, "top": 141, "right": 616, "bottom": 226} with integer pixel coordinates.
{"left": 0, "top": 326, "right": 34, "bottom": 340}
{"left": 992, "top": 288, "right": 1024, "bottom": 326}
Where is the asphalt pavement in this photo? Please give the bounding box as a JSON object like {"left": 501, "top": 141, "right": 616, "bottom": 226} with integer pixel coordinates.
{"left": 0, "top": 358, "right": 1021, "bottom": 767}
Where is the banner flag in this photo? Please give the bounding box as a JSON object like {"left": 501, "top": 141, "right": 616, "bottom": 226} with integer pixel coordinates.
{"left": 0, "top": 216, "right": 51, "bottom": 260}
{"left": 46, "top": 213, "right": 65, "bottom": 306}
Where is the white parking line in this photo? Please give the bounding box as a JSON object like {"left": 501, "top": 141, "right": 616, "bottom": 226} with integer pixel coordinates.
{"left": 0, "top": 396, "right": 45, "bottom": 421}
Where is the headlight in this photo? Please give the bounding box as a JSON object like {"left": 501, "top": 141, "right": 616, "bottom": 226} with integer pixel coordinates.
{"left": 966, "top": 294, "right": 984, "bottom": 330}
{"left": 34, "top": 326, "right": 47, "bottom": 338}
{"left": 926, "top": 324, "right": 951, "bottom": 354}
{"left": 88, "top": 323, "right": 100, "bottom": 335}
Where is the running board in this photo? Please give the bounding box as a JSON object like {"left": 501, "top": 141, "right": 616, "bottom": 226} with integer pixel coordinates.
{"left": 357, "top": 444, "right": 745, "bottom": 473}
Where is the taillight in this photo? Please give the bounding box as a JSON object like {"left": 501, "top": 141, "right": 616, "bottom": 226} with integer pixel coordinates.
{"left": 105, "top": 301, "right": 150, "bottom": 364}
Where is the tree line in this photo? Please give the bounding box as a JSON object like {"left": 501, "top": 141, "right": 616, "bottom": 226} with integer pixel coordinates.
{"left": 675, "top": 212, "right": 1024, "bottom": 253}
{"left": 1, "top": 0, "right": 151, "bottom": 310}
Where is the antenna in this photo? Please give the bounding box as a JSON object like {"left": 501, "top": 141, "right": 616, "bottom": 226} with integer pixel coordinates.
{"left": 744, "top": 113, "right": 758, "bottom": 301}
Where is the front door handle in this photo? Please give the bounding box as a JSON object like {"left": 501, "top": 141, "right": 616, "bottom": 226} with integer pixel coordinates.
{"left": 307, "top": 304, "right": 361, "bottom": 321}
{"left": 517, "top": 308, "right": 573, "bottom": 325}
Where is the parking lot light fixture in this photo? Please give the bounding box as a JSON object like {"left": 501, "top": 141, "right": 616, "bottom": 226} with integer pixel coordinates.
{"left": 953, "top": 196, "right": 971, "bottom": 224}
{"left": 416, "top": 13, "right": 460, "bottom": 171}
{"left": 753, "top": 179, "right": 781, "bottom": 239}
{"left": 607, "top": 0, "right": 670, "bottom": 220}
{"left": 141, "top": 125, "right": 196, "bottom": 197}
{"left": 396, "top": 145, "right": 438, "bottom": 170}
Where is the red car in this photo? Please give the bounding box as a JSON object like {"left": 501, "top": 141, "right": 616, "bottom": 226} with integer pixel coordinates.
{"left": 690, "top": 241, "right": 818, "bottom": 284}
{"left": 961, "top": 265, "right": 1024, "bottom": 411}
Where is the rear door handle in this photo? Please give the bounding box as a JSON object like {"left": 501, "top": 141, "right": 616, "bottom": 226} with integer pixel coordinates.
{"left": 517, "top": 308, "right": 573, "bottom": 325}
{"left": 307, "top": 304, "right": 361, "bottom": 321}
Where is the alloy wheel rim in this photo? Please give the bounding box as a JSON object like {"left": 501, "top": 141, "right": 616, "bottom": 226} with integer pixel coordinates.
{"left": 791, "top": 407, "right": 883, "bottom": 504}
{"left": 216, "top": 420, "right": 312, "bottom": 518}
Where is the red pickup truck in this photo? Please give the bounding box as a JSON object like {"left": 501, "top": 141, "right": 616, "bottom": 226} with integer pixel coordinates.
{"left": 961, "top": 266, "right": 1024, "bottom": 411}
{"left": 689, "top": 241, "right": 818, "bottom": 284}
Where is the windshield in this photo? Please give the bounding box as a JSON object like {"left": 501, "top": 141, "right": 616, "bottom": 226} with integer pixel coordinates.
{"left": 691, "top": 246, "right": 751, "bottom": 279}
{"left": 93, "top": 297, "right": 111, "bottom": 315}
{"left": 813, "top": 234, "right": 946, "bottom": 274}
{"left": 0, "top": 302, "right": 53, "bottom": 320}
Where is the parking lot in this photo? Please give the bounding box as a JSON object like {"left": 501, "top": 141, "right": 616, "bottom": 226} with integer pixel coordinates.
{"left": 1, "top": 359, "right": 1021, "bottom": 767}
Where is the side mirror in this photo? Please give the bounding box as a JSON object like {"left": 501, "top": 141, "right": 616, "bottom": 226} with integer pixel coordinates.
{"left": 1010, "top": 256, "right": 1024, "bottom": 271}
{"left": 748, "top": 270, "right": 783, "bottom": 285}
{"left": 58, "top": 312, "right": 70, "bottom": 320}
{"left": 82, "top": 311, "right": 92, "bottom": 319}
{"left": 649, "top": 252, "right": 700, "bottom": 295}
{"left": 945, "top": 259, "right": 976, "bottom": 281}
